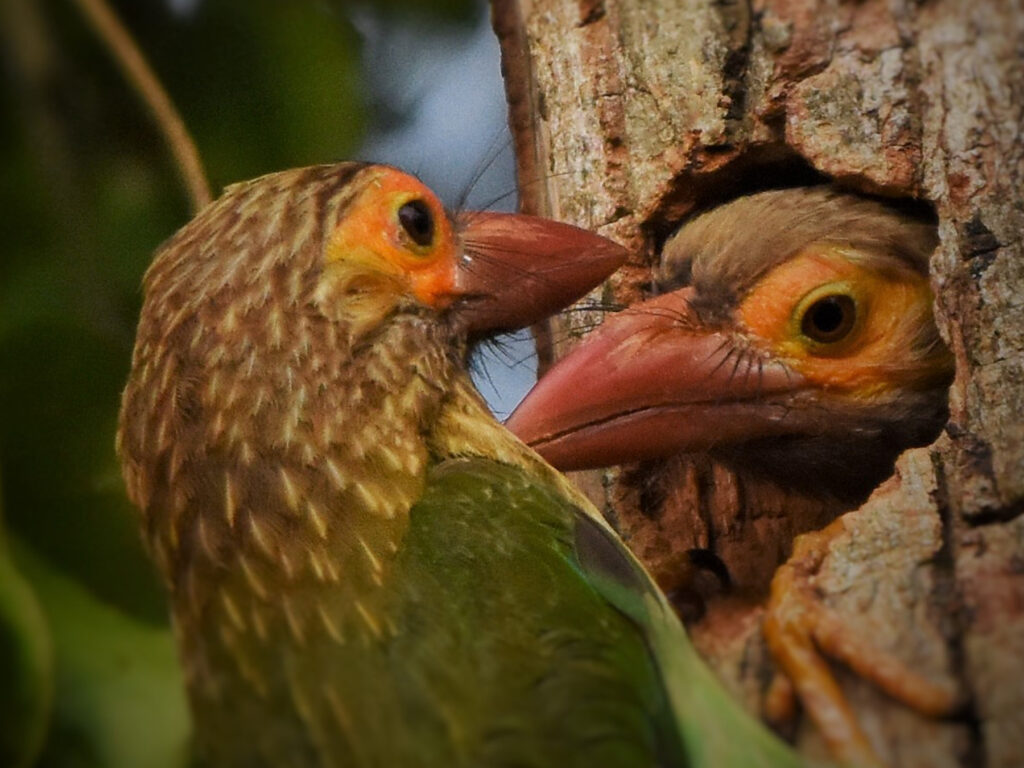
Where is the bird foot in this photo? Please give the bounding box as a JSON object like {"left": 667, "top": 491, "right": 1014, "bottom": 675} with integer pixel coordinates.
{"left": 763, "top": 517, "right": 959, "bottom": 767}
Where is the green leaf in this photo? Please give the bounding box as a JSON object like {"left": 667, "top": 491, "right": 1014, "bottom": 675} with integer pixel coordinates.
{"left": 11, "top": 540, "right": 190, "bottom": 768}
{"left": 0, "top": 505, "right": 54, "bottom": 768}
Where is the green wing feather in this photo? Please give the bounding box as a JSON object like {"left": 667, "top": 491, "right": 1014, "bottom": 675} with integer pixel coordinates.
{"left": 270, "top": 456, "right": 684, "bottom": 767}
{"left": 186, "top": 452, "right": 817, "bottom": 768}
{"left": 395, "top": 456, "right": 687, "bottom": 768}
{"left": 571, "top": 510, "right": 821, "bottom": 768}
{"left": 400, "top": 456, "right": 817, "bottom": 767}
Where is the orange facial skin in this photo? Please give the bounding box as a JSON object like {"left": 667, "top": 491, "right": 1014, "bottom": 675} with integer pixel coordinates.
{"left": 325, "top": 167, "right": 458, "bottom": 309}
{"left": 323, "top": 165, "right": 629, "bottom": 340}
{"left": 737, "top": 245, "right": 945, "bottom": 399}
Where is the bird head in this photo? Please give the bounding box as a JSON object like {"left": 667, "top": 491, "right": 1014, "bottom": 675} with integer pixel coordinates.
{"left": 130, "top": 162, "right": 626, "bottom": 359}
{"left": 303, "top": 164, "right": 628, "bottom": 343}
{"left": 506, "top": 188, "right": 954, "bottom": 502}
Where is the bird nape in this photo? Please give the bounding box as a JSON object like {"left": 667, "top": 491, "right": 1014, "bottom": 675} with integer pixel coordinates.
{"left": 506, "top": 186, "right": 957, "bottom": 766}
{"left": 116, "top": 163, "right": 807, "bottom": 768}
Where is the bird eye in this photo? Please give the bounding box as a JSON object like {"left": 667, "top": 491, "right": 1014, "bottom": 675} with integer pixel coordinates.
{"left": 398, "top": 199, "right": 435, "bottom": 248}
{"left": 800, "top": 294, "right": 856, "bottom": 343}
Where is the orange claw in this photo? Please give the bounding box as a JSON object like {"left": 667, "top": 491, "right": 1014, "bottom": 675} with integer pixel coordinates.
{"left": 763, "top": 517, "right": 959, "bottom": 768}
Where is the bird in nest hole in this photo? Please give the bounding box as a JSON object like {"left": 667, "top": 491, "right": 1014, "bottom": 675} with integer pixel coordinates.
{"left": 507, "top": 186, "right": 958, "bottom": 768}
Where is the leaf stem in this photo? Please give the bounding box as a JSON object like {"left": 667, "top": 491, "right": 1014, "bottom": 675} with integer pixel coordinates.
{"left": 71, "top": 0, "right": 212, "bottom": 212}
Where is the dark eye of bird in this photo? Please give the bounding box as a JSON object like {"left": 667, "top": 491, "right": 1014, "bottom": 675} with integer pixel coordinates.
{"left": 398, "top": 200, "right": 435, "bottom": 247}
{"left": 801, "top": 294, "right": 856, "bottom": 343}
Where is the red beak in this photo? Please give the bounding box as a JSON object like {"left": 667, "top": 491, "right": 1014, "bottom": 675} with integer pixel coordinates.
{"left": 505, "top": 288, "right": 809, "bottom": 470}
{"left": 451, "top": 212, "right": 627, "bottom": 334}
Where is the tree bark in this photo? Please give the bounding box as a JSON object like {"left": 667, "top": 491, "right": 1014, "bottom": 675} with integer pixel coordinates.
{"left": 492, "top": 1, "right": 1023, "bottom": 765}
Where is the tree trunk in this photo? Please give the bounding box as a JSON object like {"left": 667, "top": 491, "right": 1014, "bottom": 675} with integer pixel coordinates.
{"left": 492, "top": 1, "right": 1023, "bottom": 765}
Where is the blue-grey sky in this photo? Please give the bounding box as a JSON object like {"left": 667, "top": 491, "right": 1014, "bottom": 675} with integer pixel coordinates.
{"left": 355, "top": 8, "right": 538, "bottom": 419}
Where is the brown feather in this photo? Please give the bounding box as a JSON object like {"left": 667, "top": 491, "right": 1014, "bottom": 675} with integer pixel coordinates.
{"left": 660, "top": 187, "right": 937, "bottom": 323}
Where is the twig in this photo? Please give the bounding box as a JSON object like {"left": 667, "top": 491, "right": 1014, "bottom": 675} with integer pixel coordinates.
{"left": 70, "top": 0, "right": 212, "bottom": 212}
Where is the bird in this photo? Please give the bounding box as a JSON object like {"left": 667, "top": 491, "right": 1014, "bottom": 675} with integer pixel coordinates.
{"left": 506, "top": 186, "right": 957, "bottom": 766}
{"left": 116, "top": 163, "right": 807, "bottom": 768}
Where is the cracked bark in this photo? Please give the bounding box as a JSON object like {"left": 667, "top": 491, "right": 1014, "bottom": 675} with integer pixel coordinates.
{"left": 492, "top": 1, "right": 1023, "bottom": 765}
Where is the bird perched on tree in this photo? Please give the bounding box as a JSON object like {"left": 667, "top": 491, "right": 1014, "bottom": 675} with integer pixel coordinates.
{"left": 506, "top": 187, "right": 957, "bottom": 766}
{"left": 117, "top": 163, "right": 806, "bottom": 768}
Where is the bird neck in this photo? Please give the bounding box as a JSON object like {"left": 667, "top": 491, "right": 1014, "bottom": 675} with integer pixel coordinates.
{"left": 134, "top": 313, "right": 476, "bottom": 757}
{"left": 429, "top": 375, "right": 601, "bottom": 515}
{"left": 122, "top": 307, "right": 463, "bottom": 672}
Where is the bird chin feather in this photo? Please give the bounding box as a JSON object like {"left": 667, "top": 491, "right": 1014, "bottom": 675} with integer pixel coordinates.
{"left": 711, "top": 386, "right": 951, "bottom": 504}
{"left": 316, "top": 262, "right": 408, "bottom": 346}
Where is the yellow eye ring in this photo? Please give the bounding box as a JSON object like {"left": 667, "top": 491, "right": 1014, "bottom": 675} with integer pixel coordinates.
{"left": 397, "top": 198, "right": 435, "bottom": 248}
{"left": 391, "top": 194, "right": 439, "bottom": 256}
{"left": 792, "top": 282, "right": 864, "bottom": 354}
{"left": 801, "top": 294, "right": 856, "bottom": 342}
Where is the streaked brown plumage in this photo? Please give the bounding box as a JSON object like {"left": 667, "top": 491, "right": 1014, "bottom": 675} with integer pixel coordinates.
{"left": 507, "top": 187, "right": 956, "bottom": 766}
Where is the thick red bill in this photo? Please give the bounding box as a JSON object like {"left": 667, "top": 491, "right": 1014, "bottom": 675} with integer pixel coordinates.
{"left": 504, "top": 289, "right": 809, "bottom": 470}
{"left": 451, "top": 211, "right": 627, "bottom": 334}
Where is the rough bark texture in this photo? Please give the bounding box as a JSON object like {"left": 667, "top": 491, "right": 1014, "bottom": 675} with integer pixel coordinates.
{"left": 493, "top": 1, "right": 1023, "bottom": 765}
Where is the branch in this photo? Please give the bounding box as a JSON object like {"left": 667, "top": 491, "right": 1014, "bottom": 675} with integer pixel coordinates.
{"left": 71, "top": 0, "right": 212, "bottom": 212}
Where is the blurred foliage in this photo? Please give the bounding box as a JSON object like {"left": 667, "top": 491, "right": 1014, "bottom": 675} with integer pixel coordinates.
{"left": 0, "top": 489, "right": 53, "bottom": 768}
{"left": 0, "top": 0, "right": 478, "bottom": 764}
{"left": 9, "top": 535, "right": 190, "bottom": 768}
